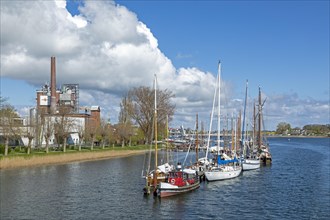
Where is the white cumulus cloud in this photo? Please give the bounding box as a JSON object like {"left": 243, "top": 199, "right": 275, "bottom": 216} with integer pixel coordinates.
{"left": 1, "top": 0, "right": 328, "bottom": 130}
{"left": 0, "top": 0, "right": 221, "bottom": 127}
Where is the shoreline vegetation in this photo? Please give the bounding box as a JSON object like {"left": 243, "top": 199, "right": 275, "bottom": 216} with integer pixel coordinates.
{"left": 267, "top": 135, "right": 329, "bottom": 138}
{"left": 1, "top": 136, "right": 328, "bottom": 170}
{"left": 0, "top": 146, "right": 149, "bottom": 170}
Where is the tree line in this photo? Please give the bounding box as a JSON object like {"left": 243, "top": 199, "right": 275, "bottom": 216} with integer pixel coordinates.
{"left": 0, "top": 86, "right": 175, "bottom": 156}
{"left": 275, "top": 122, "right": 330, "bottom": 136}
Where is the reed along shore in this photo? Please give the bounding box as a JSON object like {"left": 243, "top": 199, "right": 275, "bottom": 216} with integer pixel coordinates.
{"left": 0, "top": 149, "right": 147, "bottom": 170}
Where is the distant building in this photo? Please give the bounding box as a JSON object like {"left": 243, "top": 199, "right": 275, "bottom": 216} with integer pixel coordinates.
{"left": 32, "top": 57, "right": 101, "bottom": 148}
{"left": 0, "top": 57, "right": 103, "bottom": 148}
{"left": 36, "top": 57, "right": 79, "bottom": 114}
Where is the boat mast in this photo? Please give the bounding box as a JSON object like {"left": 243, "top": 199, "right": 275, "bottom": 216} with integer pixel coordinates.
{"left": 217, "top": 61, "right": 221, "bottom": 161}
{"left": 237, "top": 110, "right": 241, "bottom": 155}
{"left": 234, "top": 116, "right": 237, "bottom": 155}
{"left": 253, "top": 101, "right": 256, "bottom": 150}
{"left": 153, "top": 75, "right": 158, "bottom": 191}
{"left": 231, "top": 114, "right": 235, "bottom": 152}
{"left": 195, "top": 113, "right": 199, "bottom": 162}
{"left": 166, "top": 115, "right": 169, "bottom": 163}
{"left": 258, "top": 86, "right": 262, "bottom": 149}
{"left": 241, "top": 80, "right": 248, "bottom": 158}
{"left": 224, "top": 116, "right": 228, "bottom": 150}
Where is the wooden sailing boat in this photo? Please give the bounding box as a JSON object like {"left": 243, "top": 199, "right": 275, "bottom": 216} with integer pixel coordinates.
{"left": 156, "top": 116, "right": 200, "bottom": 197}
{"left": 142, "top": 76, "right": 200, "bottom": 197}
{"left": 204, "top": 61, "right": 242, "bottom": 182}
{"left": 157, "top": 166, "right": 200, "bottom": 197}
{"left": 256, "top": 87, "right": 272, "bottom": 165}
{"left": 143, "top": 75, "right": 174, "bottom": 195}
{"left": 150, "top": 105, "right": 200, "bottom": 197}
{"left": 241, "top": 80, "right": 261, "bottom": 171}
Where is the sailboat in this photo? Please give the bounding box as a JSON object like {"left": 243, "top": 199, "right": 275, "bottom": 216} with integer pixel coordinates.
{"left": 143, "top": 75, "right": 174, "bottom": 195}
{"left": 241, "top": 80, "right": 260, "bottom": 171}
{"left": 157, "top": 165, "right": 200, "bottom": 197}
{"left": 204, "top": 61, "right": 242, "bottom": 182}
{"left": 142, "top": 75, "right": 199, "bottom": 197}
{"left": 156, "top": 144, "right": 201, "bottom": 197}
{"left": 156, "top": 118, "right": 200, "bottom": 197}
{"left": 256, "top": 87, "right": 272, "bottom": 165}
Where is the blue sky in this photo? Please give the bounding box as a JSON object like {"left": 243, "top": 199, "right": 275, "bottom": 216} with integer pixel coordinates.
{"left": 1, "top": 0, "right": 329, "bottom": 130}
{"left": 114, "top": 0, "right": 329, "bottom": 98}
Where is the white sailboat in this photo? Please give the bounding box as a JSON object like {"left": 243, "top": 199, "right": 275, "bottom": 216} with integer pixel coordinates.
{"left": 241, "top": 80, "right": 260, "bottom": 171}
{"left": 204, "top": 61, "right": 242, "bottom": 182}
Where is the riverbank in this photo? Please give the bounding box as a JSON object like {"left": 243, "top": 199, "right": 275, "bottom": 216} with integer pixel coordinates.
{"left": 0, "top": 149, "right": 147, "bottom": 170}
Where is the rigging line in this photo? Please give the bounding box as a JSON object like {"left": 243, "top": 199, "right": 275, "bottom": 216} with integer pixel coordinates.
{"left": 221, "top": 64, "right": 230, "bottom": 115}
{"left": 262, "top": 114, "right": 269, "bottom": 145}
{"left": 182, "top": 122, "right": 196, "bottom": 167}
{"left": 141, "top": 148, "right": 147, "bottom": 178}
{"left": 183, "top": 141, "right": 192, "bottom": 167}
{"left": 146, "top": 108, "right": 155, "bottom": 175}
{"left": 205, "top": 62, "right": 219, "bottom": 158}
{"left": 242, "top": 80, "right": 248, "bottom": 144}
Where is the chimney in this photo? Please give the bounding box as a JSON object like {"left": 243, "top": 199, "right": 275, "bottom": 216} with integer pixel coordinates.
{"left": 50, "top": 56, "right": 56, "bottom": 114}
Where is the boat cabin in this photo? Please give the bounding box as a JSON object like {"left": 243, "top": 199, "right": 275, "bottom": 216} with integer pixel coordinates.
{"left": 167, "top": 171, "right": 196, "bottom": 187}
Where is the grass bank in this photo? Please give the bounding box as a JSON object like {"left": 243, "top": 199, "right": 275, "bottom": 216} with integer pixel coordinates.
{"left": 0, "top": 145, "right": 150, "bottom": 170}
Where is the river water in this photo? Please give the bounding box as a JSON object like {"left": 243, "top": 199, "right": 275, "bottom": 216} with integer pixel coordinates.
{"left": 1, "top": 138, "right": 329, "bottom": 219}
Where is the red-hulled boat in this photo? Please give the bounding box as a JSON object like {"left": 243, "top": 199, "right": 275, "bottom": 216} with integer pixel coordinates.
{"left": 157, "top": 168, "right": 200, "bottom": 198}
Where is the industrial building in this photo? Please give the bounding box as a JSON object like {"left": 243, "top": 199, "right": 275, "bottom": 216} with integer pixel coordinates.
{"left": 36, "top": 57, "right": 80, "bottom": 115}
{"left": 23, "top": 56, "right": 101, "bottom": 148}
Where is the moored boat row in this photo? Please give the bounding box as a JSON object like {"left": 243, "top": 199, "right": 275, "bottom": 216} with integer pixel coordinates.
{"left": 142, "top": 62, "right": 272, "bottom": 198}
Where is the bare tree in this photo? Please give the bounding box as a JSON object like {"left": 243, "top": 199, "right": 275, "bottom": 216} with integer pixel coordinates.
{"left": 85, "top": 123, "right": 97, "bottom": 150}
{"left": 117, "top": 96, "right": 134, "bottom": 147}
{"left": 54, "top": 107, "right": 74, "bottom": 152}
{"left": 77, "top": 123, "right": 85, "bottom": 151}
{"left": 25, "top": 127, "right": 34, "bottom": 154}
{"left": 115, "top": 123, "right": 134, "bottom": 147}
{"left": 97, "top": 119, "right": 109, "bottom": 149}
{"left": 107, "top": 124, "right": 117, "bottom": 147}
{"left": 42, "top": 116, "right": 54, "bottom": 153}
{"left": 0, "top": 98, "right": 21, "bottom": 156}
{"left": 126, "top": 86, "right": 175, "bottom": 144}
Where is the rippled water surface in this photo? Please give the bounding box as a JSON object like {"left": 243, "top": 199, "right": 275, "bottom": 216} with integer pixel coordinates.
{"left": 1, "top": 138, "right": 329, "bottom": 219}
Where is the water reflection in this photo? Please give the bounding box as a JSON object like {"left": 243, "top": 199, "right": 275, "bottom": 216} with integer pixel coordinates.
{"left": 1, "top": 138, "right": 329, "bottom": 219}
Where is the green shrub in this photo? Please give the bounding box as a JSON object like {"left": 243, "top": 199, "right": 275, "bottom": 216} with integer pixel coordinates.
{"left": 0, "top": 144, "right": 12, "bottom": 155}
{"left": 0, "top": 144, "right": 4, "bottom": 155}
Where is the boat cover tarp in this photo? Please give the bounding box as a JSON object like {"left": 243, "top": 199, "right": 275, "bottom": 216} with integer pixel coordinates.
{"left": 222, "top": 153, "right": 232, "bottom": 160}
{"left": 183, "top": 168, "right": 197, "bottom": 174}
{"left": 157, "top": 163, "right": 173, "bottom": 173}
{"left": 217, "top": 156, "right": 238, "bottom": 165}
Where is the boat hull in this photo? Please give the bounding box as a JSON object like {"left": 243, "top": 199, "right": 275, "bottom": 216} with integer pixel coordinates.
{"left": 242, "top": 159, "right": 260, "bottom": 171}
{"left": 260, "top": 155, "right": 272, "bottom": 165}
{"left": 159, "top": 182, "right": 200, "bottom": 198}
{"left": 260, "top": 147, "right": 272, "bottom": 165}
{"left": 205, "top": 166, "right": 242, "bottom": 181}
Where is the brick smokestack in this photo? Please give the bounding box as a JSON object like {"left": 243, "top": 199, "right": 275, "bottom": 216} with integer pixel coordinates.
{"left": 50, "top": 56, "right": 56, "bottom": 114}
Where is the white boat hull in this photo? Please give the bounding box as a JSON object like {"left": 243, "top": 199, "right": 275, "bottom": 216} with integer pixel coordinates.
{"left": 159, "top": 181, "right": 200, "bottom": 197}
{"left": 242, "top": 159, "right": 260, "bottom": 171}
{"left": 205, "top": 166, "right": 242, "bottom": 181}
